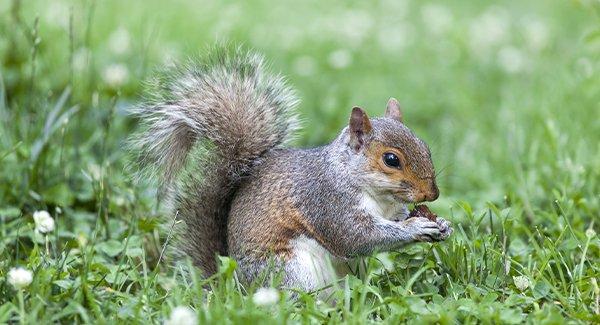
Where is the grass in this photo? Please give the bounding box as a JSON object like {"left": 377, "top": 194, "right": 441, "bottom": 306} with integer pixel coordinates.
{"left": 1, "top": 0, "right": 599, "bottom": 323}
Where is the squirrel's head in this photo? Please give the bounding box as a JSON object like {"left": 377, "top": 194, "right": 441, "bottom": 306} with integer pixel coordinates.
{"left": 342, "top": 98, "right": 439, "bottom": 203}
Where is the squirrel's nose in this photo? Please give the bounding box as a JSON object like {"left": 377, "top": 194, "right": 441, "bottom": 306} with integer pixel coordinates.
{"left": 424, "top": 183, "right": 439, "bottom": 202}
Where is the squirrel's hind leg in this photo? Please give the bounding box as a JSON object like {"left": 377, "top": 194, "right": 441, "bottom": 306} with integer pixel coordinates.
{"left": 231, "top": 236, "right": 341, "bottom": 297}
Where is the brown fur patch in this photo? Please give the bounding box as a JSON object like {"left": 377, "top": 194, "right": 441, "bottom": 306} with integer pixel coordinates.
{"left": 366, "top": 141, "right": 408, "bottom": 181}
{"left": 269, "top": 200, "right": 304, "bottom": 258}
{"left": 365, "top": 140, "right": 437, "bottom": 201}
{"left": 243, "top": 196, "right": 317, "bottom": 261}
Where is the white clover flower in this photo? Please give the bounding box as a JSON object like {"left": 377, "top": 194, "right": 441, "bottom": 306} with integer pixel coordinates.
{"left": 327, "top": 49, "right": 353, "bottom": 69}
{"left": 513, "top": 275, "right": 530, "bottom": 291}
{"left": 586, "top": 228, "right": 596, "bottom": 239}
{"left": 421, "top": 4, "right": 454, "bottom": 35}
{"left": 165, "top": 306, "right": 197, "bottom": 325}
{"left": 522, "top": 18, "right": 549, "bottom": 52}
{"left": 293, "top": 56, "right": 317, "bottom": 77}
{"left": 33, "top": 210, "right": 55, "bottom": 234}
{"left": 498, "top": 46, "right": 526, "bottom": 74}
{"left": 7, "top": 267, "right": 33, "bottom": 289}
{"left": 108, "top": 27, "right": 131, "bottom": 55}
{"left": 102, "top": 63, "right": 129, "bottom": 88}
{"left": 252, "top": 287, "right": 280, "bottom": 306}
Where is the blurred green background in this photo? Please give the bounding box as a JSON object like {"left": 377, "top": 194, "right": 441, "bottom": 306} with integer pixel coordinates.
{"left": 0, "top": 0, "right": 599, "bottom": 323}
{"left": 2, "top": 0, "right": 598, "bottom": 206}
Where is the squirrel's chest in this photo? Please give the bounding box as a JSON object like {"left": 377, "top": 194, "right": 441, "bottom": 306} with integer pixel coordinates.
{"left": 359, "top": 190, "right": 408, "bottom": 221}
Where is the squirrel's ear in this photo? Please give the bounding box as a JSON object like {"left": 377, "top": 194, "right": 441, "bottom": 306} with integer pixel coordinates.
{"left": 349, "top": 106, "right": 372, "bottom": 151}
{"left": 385, "top": 98, "right": 403, "bottom": 122}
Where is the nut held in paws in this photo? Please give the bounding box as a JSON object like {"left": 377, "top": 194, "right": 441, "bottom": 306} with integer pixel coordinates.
{"left": 409, "top": 205, "right": 438, "bottom": 222}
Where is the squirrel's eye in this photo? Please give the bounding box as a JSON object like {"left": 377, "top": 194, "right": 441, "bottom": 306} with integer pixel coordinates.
{"left": 383, "top": 152, "right": 401, "bottom": 169}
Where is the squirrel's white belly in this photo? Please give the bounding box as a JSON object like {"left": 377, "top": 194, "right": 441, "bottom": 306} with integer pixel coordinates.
{"left": 289, "top": 235, "right": 338, "bottom": 290}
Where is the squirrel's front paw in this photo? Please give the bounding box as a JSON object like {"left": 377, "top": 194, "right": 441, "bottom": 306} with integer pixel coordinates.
{"left": 435, "top": 217, "right": 453, "bottom": 241}
{"left": 404, "top": 216, "right": 453, "bottom": 242}
{"left": 403, "top": 217, "right": 443, "bottom": 242}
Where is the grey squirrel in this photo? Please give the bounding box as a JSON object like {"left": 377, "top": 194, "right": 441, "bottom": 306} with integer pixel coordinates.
{"left": 131, "top": 46, "right": 452, "bottom": 292}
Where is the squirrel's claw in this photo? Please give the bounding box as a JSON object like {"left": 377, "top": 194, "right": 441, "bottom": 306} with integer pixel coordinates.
{"left": 435, "top": 217, "right": 453, "bottom": 240}
{"left": 405, "top": 216, "right": 453, "bottom": 242}
{"left": 404, "top": 217, "right": 442, "bottom": 242}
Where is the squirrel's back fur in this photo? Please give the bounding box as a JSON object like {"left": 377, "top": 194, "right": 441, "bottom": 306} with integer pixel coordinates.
{"left": 131, "top": 46, "right": 299, "bottom": 275}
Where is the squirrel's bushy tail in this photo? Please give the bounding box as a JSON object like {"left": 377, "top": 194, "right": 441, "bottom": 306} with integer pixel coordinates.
{"left": 131, "top": 46, "right": 299, "bottom": 275}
